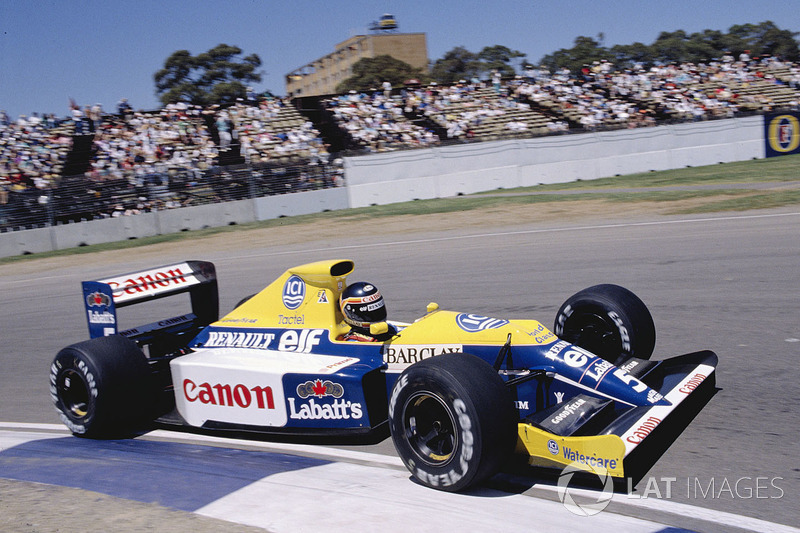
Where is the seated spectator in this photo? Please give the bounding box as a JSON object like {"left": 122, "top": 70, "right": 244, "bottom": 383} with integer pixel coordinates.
{"left": 324, "top": 91, "right": 439, "bottom": 152}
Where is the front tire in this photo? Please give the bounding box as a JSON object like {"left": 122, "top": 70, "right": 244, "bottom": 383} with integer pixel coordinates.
{"left": 389, "top": 353, "right": 517, "bottom": 492}
{"left": 554, "top": 284, "right": 656, "bottom": 362}
{"left": 50, "top": 335, "right": 156, "bottom": 438}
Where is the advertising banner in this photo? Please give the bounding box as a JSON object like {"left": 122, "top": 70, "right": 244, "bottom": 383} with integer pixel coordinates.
{"left": 764, "top": 112, "right": 800, "bottom": 157}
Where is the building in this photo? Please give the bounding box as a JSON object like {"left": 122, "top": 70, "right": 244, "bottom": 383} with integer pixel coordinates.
{"left": 285, "top": 33, "right": 428, "bottom": 97}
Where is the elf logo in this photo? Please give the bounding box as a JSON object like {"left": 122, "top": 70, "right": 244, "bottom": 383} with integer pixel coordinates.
{"left": 278, "top": 329, "right": 324, "bottom": 353}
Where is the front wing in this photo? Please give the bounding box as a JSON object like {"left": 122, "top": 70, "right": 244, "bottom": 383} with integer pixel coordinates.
{"left": 515, "top": 351, "right": 717, "bottom": 479}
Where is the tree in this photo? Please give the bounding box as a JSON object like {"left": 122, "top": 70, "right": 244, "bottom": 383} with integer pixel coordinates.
{"left": 476, "top": 45, "right": 526, "bottom": 78}
{"left": 540, "top": 36, "right": 608, "bottom": 75}
{"left": 650, "top": 30, "right": 690, "bottom": 64}
{"left": 430, "top": 45, "right": 526, "bottom": 84}
{"left": 154, "top": 44, "right": 262, "bottom": 107}
{"left": 335, "top": 55, "right": 427, "bottom": 93}
{"left": 536, "top": 21, "right": 799, "bottom": 71}
{"left": 729, "top": 21, "right": 800, "bottom": 61}
{"left": 430, "top": 46, "right": 481, "bottom": 84}
{"left": 609, "top": 42, "right": 653, "bottom": 69}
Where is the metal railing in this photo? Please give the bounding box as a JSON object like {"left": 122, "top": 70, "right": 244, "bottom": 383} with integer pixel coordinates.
{"left": 0, "top": 161, "right": 344, "bottom": 232}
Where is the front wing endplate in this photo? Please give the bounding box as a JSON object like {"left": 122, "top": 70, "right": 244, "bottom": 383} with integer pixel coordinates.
{"left": 516, "top": 424, "right": 626, "bottom": 477}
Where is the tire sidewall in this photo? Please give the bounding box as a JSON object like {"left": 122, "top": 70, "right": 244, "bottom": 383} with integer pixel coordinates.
{"left": 555, "top": 284, "right": 655, "bottom": 361}
{"left": 389, "top": 353, "right": 516, "bottom": 492}
{"left": 50, "top": 348, "right": 102, "bottom": 435}
{"left": 50, "top": 335, "right": 154, "bottom": 437}
{"left": 389, "top": 368, "right": 482, "bottom": 491}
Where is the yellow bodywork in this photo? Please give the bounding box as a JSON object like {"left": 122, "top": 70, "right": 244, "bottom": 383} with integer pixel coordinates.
{"left": 516, "top": 423, "right": 626, "bottom": 477}
{"left": 216, "top": 258, "right": 560, "bottom": 348}
{"left": 217, "top": 259, "right": 355, "bottom": 338}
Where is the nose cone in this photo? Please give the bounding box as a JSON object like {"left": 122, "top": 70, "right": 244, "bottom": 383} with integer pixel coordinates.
{"left": 541, "top": 340, "right": 671, "bottom": 407}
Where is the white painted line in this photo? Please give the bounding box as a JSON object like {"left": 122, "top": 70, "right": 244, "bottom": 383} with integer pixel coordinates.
{"left": 0, "top": 422, "right": 70, "bottom": 431}
{"left": 0, "top": 430, "right": 65, "bottom": 453}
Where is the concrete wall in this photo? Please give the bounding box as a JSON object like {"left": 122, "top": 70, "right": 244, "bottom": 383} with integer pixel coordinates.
{"left": 0, "top": 117, "right": 765, "bottom": 258}
{"left": 344, "top": 116, "right": 764, "bottom": 208}
{"left": 0, "top": 188, "right": 350, "bottom": 257}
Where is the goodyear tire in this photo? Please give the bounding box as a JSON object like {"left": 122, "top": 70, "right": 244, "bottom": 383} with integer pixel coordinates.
{"left": 389, "top": 353, "right": 517, "bottom": 492}
{"left": 554, "top": 284, "right": 656, "bottom": 362}
{"left": 50, "top": 335, "right": 156, "bottom": 438}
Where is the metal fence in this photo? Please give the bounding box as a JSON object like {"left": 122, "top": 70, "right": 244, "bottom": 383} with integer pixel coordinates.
{"left": 0, "top": 161, "right": 344, "bottom": 232}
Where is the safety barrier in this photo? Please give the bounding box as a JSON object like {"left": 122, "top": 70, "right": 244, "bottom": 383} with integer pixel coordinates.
{"left": 0, "top": 116, "right": 766, "bottom": 258}
{"left": 343, "top": 116, "right": 764, "bottom": 208}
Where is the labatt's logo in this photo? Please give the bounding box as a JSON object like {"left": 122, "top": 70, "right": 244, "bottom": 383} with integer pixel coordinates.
{"left": 85, "top": 290, "right": 115, "bottom": 325}
{"left": 288, "top": 379, "right": 362, "bottom": 420}
{"left": 287, "top": 379, "right": 363, "bottom": 420}
{"left": 87, "top": 310, "right": 115, "bottom": 324}
{"left": 288, "top": 398, "right": 363, "bottom": 420}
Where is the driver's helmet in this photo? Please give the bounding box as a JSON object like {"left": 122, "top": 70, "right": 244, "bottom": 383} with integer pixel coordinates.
{"left": 339, "top": 282, "right": 386, "bottom": 329}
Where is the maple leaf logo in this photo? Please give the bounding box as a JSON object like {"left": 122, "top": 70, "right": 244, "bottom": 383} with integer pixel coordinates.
{"left": 86, "top": 291, "right": 110, "bottom": 308}
{"left": 312, "top": 379, "right": 328, "bottom": 397}
{"left": 296, "top": 380, "right": 345, "bottom": 399}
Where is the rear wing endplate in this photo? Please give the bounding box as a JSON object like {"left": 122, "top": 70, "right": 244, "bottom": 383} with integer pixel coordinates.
{"left": 82, "top": 260, "right": 218, "bottom": 338}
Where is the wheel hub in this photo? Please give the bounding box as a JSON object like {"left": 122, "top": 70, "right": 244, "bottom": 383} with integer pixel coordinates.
{"left": 403, "top": 392, "right": 458, "bottom": 466}
{"left": 59, "top": 369, "right": 90, "bottom": 418}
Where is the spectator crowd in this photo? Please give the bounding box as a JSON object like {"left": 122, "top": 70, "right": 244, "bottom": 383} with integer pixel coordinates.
{"left": 2, "top": 53, "right": 800, "bottom": 230}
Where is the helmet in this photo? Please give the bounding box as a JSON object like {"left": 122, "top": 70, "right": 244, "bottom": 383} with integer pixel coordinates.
{"left": 339, "top": 282, "right": 386, "bottom": 329}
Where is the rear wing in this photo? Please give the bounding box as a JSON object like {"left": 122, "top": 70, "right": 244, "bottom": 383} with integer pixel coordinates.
{"left": 82, "top": 260, "right": 218, "bottom": 339}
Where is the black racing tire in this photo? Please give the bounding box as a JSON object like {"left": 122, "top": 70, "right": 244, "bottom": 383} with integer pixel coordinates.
{"left": 554, "top": 284, "right": 656, "bottom": 362}
{"left": 50, "top": 335, "right": 157, "bottom": 438}
{"left": 388, "top": 353, "right": 517, "bottom": 492}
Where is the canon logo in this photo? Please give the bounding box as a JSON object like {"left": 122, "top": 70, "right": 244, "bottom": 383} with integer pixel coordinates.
{"left": 183, "top": 379, "right": 275, "bottom": 409}
{"left": 626, "top": 416, "right": 662, "bottom": 444}
{"left": 679, "top": 373, "right": 707, "bottom": 394}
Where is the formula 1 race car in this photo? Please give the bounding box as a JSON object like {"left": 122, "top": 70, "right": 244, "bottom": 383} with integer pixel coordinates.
{"left": 51, "top": 259, "right": 717, "bottom": 491}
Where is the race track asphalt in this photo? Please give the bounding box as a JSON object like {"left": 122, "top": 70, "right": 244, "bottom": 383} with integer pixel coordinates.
{"left": 1, "top": 206, "right": 798, "bottom": 530}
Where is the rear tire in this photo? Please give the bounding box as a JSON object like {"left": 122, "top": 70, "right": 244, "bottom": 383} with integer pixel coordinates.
{"left": 389, "top": 353, "right": 517, "bottom": 492}
{"left": 554, "top": 284, "right": 656, "bottom": 362}
{"left": 50, "top": 335, "right": 156, "bottom": 438}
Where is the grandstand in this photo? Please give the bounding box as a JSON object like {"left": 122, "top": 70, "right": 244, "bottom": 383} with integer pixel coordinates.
{"left": 422, "top": 84, "right": 553, "bottom": 138}
{"left": 3, "top": 55, "right": 800, "bottom": 232}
